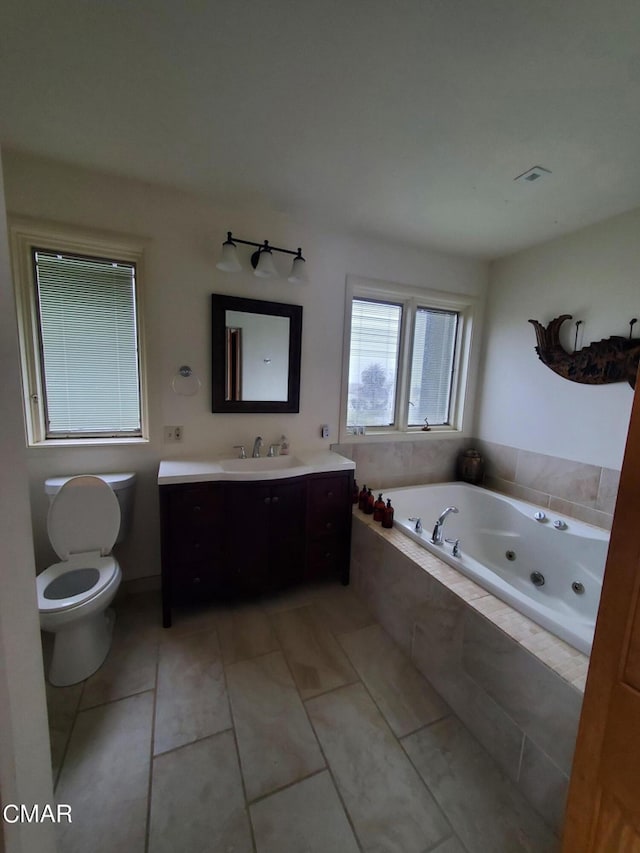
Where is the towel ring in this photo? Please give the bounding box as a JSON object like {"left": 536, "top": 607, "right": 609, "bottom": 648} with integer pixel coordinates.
{"left": 171, "top": 365, "right": 201, "bottom": 396}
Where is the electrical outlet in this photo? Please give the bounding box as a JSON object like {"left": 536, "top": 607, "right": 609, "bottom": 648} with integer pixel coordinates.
{"left": 164, "top": 425, "right": 183, "bottom": 442}
{"left": 321, "top": 424, "right": 329, "bottom": 439}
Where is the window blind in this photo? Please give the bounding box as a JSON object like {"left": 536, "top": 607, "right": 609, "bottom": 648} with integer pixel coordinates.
{"left": 408, "top": 307, "right": 458, "bottom": 425}
{"left": 34, "top": 250, "right": 141, "bottom": 437}
{"left": 347, "top": 298, "right": 402, "bottom": 427}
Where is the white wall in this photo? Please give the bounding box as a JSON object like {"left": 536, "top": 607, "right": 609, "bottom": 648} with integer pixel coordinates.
{"left": 0, "top": 151, "right": 56, "bottom": 853}
{"left": 2, "top": 150, "right": 487, "bottom": 580}
{"left": 476, "top": 207, "right": 640, "bottom": 471}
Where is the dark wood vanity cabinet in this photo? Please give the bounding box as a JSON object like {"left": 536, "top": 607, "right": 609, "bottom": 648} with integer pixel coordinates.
{"left": 159, "top": 470, "right": 353, "bottom": 627}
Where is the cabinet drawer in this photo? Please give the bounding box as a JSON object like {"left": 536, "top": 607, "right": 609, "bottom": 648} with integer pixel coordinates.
{"left": 306, "top": 539, "right": 347, "bottom": 580}
{"left": 170, "top": 561, "right": 213, "bottom": 600}
{"left": 178, "top": 534, "right": 219, "bottom": 562}
{"left": 170, "top": 557, "right": 236, "bottom": 600}
{"left": 308, "top": 513, "right": 347, "bottom": 538}
{"left": 308, "top": 475, "right": 349, "bottom": 510}
{"left": 167, "top": 484, "right": 223, "bottom": 528}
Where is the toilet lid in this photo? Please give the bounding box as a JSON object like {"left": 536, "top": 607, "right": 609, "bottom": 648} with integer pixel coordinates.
{"left": 48, "top": 475, "right": 120, "bottom": 560}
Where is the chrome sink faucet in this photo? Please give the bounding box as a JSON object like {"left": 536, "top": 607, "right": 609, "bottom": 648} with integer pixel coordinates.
{"left": 252, "top": 436, "right": 263, "bottom": 458}
{"left": 431, "top": 506, "right": 459, "bottom": 545}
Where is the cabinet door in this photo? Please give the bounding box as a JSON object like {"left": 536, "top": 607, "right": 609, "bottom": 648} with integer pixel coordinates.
{"left": 226, "top": 482, "right": 272, "bottom": 595}
{"left": 268, "top": 480, "right": 307, "bottom": 588}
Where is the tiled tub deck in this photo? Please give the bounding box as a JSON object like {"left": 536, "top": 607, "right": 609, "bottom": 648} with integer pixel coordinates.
{"left": 351, "top": 510, "right": 590, "bottom": 835}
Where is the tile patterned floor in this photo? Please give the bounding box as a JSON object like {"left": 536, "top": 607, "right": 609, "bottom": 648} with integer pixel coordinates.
{"left": 45, "top": 583, "right": 559, "bottom": 853}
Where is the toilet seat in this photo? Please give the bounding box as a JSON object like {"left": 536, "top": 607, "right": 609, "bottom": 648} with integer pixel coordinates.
{"left": 37, "top": 554, "right": 119, "bottom": 614}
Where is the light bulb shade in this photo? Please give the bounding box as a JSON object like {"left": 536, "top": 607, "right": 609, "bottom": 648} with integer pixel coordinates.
{"left": 288, "top": 254, "right": 308, "bottom": 283}
{"left": 253, "top": 248, "right": 278, "bottom": 278}
{"left": 216, "top": 240, "right": 242, "bottom": 272}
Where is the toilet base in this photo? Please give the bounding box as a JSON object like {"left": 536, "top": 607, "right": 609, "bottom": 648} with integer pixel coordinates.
{"left": 47, "top": 608, "right": 116, "bottom": 687}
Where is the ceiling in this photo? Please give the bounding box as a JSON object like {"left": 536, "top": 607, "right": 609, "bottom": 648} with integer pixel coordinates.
{"left": 2, "top": 0, "right": 640, "bottom": 259}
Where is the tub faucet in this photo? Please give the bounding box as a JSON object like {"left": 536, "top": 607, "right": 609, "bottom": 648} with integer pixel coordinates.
{"left": 252, "top": 436, "right": 263, "bottom": 458}
{"left": 431, "top": 505, "right": 459, "bottom": 545}
{"left": 408, "top": 517, "right": 423, "bottom": 534}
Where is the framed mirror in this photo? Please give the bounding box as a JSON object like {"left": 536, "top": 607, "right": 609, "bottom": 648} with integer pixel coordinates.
{"left": 211, "top": 294, "right": 302, "bottom": 413}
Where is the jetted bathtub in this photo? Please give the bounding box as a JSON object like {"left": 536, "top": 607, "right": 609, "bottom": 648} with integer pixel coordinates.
{"left": 386, "top": 482, "right": 609, "bottom": 654}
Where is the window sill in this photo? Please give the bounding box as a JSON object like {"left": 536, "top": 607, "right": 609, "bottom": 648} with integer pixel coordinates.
{"left": 28, "top": 437, "right": 150, "bottom": 449}
{"left": 338, "top": 428, "right": 465, "bottom": 444}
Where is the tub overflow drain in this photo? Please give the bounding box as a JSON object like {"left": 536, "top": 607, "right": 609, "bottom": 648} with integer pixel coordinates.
{"left": 530, "top": 571, "right": 545, "bottom": 587}
{"left": 572, "top": 582, "right": 585, "bottom": 595}
{"left": 505, "top": 550, "right": 516, "bottom": 561}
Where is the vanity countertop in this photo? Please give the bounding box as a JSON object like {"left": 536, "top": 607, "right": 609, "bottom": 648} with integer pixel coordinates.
{"left": 158, "top": 449, "right": 355, "bottom": 485}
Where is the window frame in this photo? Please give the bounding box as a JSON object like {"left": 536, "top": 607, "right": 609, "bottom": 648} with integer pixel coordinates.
{"left": 10, "top": 219, "right": 149, "bottom": 447}
{"left": 340, "top": 275, "right": 479, "bottom": 442}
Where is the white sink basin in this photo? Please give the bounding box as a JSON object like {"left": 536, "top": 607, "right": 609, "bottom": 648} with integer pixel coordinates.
{"left": 158, "top": 450, "right": 355, "bottom": 485}
{"left": 219, "top": 455, "right": 306, "bottom": 473}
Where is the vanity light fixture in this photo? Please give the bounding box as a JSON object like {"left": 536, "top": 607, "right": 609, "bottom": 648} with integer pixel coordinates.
{"left": 215, "top": 232, "right": 308, "bottom": 283}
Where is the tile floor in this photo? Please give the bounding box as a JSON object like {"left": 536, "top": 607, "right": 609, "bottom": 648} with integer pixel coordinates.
{"left": 44, "top": 582, "right": 559, "bottom": 853}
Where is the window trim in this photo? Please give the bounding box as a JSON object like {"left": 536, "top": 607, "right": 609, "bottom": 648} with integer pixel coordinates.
{"left": 340, "top": 275, "right": 479, "bottom": 442}
{"left": 10, "top": 218, "right": 149, "bottom": 447}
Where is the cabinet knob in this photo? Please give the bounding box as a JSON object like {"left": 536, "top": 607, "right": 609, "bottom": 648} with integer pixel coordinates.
{"left": 193, "top": 505, "right": 201, "bottom": 513}
{"left": 327, "top": 491, "right": 334, "bottom": 498}
{"left": 325, "top": 522, "right": 333, "bottom": 530}
{"left": 192, "top": 576, "right": 201, "bottom": 584}
{"left": 272, "top": 495, "right": 279, "bottom": 503}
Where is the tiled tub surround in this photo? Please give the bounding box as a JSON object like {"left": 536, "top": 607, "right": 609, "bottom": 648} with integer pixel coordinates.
{"left": 332, "top": 437, "right": 620, "bottom": 529}
{"left": 474, "top": 439, "right": 620, "bottom": 530}
{"left": 332, "top": 437, "right": 468, "bottom": 490}
{"left": 45, "top": 584, "right": 558, "bottom": 852}
{"left": 351, "top": 511, "right": 588, "bottom": 834}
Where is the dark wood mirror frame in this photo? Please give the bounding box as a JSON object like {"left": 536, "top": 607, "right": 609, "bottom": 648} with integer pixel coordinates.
{"left": 211, "top": 293, "right": 303, "bottom": 413}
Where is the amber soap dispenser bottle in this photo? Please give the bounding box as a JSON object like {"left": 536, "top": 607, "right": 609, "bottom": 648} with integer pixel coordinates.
{"left": 364, "top": 488, "right": 375, "bottom": 514}
{"left": 373, "top": 493, "right": 385, "bottom": 522}
{"left": 358, "top": 484, "right": 368, "bottom": 511}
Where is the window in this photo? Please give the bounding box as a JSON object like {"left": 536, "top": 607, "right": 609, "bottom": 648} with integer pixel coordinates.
{"left": 408, "top": 307, "right": 458, "bottom": 426}
{"left": 342, "top": 277, "right": 476, "bottom": 437}
{"left": 348, "top": 299, "right": 402, "bottom": 427}
{"left": 11, "top": 222, "right": 147, "bottom": 445}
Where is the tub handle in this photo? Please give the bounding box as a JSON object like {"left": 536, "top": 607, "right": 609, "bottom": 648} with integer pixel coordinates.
{"left": 445, "top": 536, "right": 461, "bottom": 557}
{"left": 408, "top": 517, "right": 423, "bottom": 533}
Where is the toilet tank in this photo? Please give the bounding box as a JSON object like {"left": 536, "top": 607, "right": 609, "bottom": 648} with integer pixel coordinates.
{"left": 44, "top": 472, "right": 136, "bottom": 545}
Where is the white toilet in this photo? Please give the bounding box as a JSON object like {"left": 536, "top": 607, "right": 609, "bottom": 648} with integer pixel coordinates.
{"left": 37, "top": 473, "right": 136, "bottom": 686}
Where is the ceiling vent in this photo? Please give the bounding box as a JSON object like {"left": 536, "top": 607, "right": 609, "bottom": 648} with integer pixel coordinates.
{"left": 514, "top": 166, "right": 552, "bottom": 183}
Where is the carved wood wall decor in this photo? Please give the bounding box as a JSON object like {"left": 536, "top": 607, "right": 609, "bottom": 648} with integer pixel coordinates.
{"left": 528, "top": 314, "right": 640, "bottom": 389}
